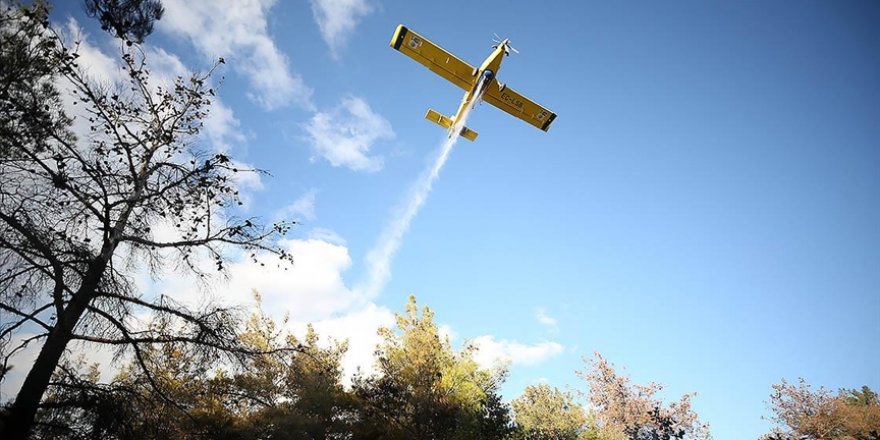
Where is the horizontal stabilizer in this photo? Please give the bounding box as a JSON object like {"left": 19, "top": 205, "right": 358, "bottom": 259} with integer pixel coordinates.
{"left": 424, "top": 108, "right": 479, "bottom": 141}
{"left": 425, "top": 108, "right": 453, "bottom": 129}
{"left": 458, "top": 126, "right": 478, "bottom": 142}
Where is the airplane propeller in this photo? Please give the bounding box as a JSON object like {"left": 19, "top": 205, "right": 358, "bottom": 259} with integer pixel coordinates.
{"left": 492, "top": 33, "right": 519, "bottom": 55}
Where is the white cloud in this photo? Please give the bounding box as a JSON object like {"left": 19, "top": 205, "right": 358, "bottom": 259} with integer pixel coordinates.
{"left": 535, "top": 307, "right": 558, "bottom": 328}
{"left": 308, "top": 227, "right": 346, "bottom": 245}
{"left": 204, "top": 100, "right": 247, "bottom": 153}
{"left": 438, "top": 324, "right": 457, "bottom": 343}
{"left": 213, "top": 238, "right": 362, "bottom": 323}
{"left": 305, "top": 303, "right": 394, "bottom": 382}
{"left": 147, "top": 235, "right": 392, "bottom": 382}
{"left": 303, "top": 96, "right": 394, "bottom": 172}
{"left": 142, "top": 46, "right": 188, "bottom": 79}
{"left": 158, "top": 0, "right": 312, "bottom": 110}
{"left": 310, "top": 0, "right": 374, "bottom": 57}
{"left": 63, "top": 18, "right": 122, "bottom": 84}
{"left": 277, "top": 190, "right": 318, "bottom": 222}
{"left": 471, "top": 336, "right": 564, "bottom": 369}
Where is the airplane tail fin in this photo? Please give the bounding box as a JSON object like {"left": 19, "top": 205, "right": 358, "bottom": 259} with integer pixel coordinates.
{"left": 425, "top": 108, "right": 478, "bottom": 141}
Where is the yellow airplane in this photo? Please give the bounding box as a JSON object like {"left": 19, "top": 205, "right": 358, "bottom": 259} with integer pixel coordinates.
{"left": 390, "top": 25, "right": 556, "bottom": 141}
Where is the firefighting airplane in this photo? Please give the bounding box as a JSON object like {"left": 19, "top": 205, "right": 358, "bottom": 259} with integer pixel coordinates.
{"left": 390, "top": 25, "right": 556, "bottom": 141}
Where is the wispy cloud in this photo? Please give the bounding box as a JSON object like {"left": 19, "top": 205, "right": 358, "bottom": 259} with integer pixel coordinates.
{"left": 308, "top": 227, "right": 347, "bottom": 245}
{"left": 310, "top": 0, "right": 374, "bottom": 57}
{"left": 277, "top": 190, "right": 318, "bottom": 223}
{"left": 535, "top": 307, "right": 558, "bottom": 328}
{"left": 303, "top": 96, "right": 394, "bottom": 172}
{"left": 471, "top": 336, "right": 564, "bottom": 369}
{"left": 203, "top": 100, "right": 247, "bottom": 153}
{"left": 158, "top": 0, "right": 313, "bottom": 110}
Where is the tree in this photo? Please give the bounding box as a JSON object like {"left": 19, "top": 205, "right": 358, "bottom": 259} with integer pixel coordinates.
{"left": 31, "top": 295, "right": 355, "bottom": 440}
{"left": 0, "top": 1, "right": 68, "bottom": 161}
{"left": 511, "top": 383, "right": 589, "bottom": 440}
{"left": 35, "top": 345, "right": 215, "bottom": 439}
{"left": 216, "top": 306, "right": 358, "bottom": 440}
{"left": 842, "top": 386, "right": 880, "bottom": 407}
{"left": 0, "top": 3, "right": 293, "bottom": 437}
{"left": 83, "top": 0, "right": 164, "bottom": 44}
{"left": 761, "top": 379, "right": 880, "bottom": 440}
{"left": 578, "top": 354, "right": 711, "bottom": 440}
{"left": 353, "top": 295, "right": 514, "bottom": 440}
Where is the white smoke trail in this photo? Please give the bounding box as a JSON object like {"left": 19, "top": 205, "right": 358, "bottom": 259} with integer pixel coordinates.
{"left": 357, "top": 78, "right": 487, "bottom": 298}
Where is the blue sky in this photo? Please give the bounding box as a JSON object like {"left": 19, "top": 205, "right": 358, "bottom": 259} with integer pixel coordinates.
{"left": 40, "top": 1, "right": 880, "bottom": 439}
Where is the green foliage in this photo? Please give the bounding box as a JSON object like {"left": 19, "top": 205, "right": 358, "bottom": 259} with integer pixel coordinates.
{"left": 512, "top": 384, "right": 588, "bottom": 440}
{"left": 353, "top": 295, "right": 513, "bottom": 440}
{"left": 84, "top": 0, "right": 164, "bottom": 43}
{"left": 33, "top": 296, "right": 355, "bottom": 440}
{"left": 31, "top": 295, "right": 517, "bottom": 440}
{"left": 0, "top": 1, "right": 72, "bottom": 161}
{"left": 19, "top": 293, "right": 728, "bottom": 440}
{"left": 842, "top": 386, "right": 880, "bottom": 407}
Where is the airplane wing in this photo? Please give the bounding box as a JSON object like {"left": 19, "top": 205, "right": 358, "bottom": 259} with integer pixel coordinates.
{"left": 390, "top": 25, "right": 476, "bottom": 91}
{"left": 483, "top": 81, "right": 557, "bottom": 132}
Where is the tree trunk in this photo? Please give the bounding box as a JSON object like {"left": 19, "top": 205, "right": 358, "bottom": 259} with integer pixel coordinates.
{"left": 1, "top": 261, "right": 106, "bottom": 440}
{"left": 2, "top": 327, "right": 75, "bottom": 439}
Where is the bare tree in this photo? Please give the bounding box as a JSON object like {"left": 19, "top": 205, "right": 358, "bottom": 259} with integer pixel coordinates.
{"left": 578, "top": 353, "right": 712, "bottom": 440}
{"left": 761, "top": 379, "right": 880, "bottom": 440}
{"left": 0, "top": 3, "right": 293, "bottom": 438}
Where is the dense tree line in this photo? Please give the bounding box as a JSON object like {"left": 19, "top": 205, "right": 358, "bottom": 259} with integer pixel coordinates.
{"left": 0, "top": 2, "right": 876, "bottom": 439}
{"left": 14, "top": 294, "right": 720, "bottom": 440}
{"left": 19, "top": 290, "right": 877, "bottom": 440}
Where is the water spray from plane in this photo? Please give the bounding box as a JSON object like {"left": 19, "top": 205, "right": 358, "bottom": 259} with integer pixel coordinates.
{"left": 357, "top": 74, "right": 489, "bottom": 299}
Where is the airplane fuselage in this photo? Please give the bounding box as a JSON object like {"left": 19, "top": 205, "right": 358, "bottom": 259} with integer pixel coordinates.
{"left": 449, "top": 42, "right": 509, "bottom": 129}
